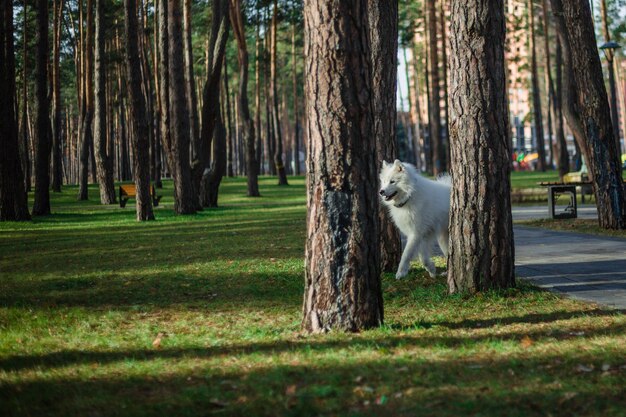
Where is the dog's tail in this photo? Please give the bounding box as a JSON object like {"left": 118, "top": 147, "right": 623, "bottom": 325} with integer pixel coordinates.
{"left": 436, "top": 173, "right": 452, "bottom": 186}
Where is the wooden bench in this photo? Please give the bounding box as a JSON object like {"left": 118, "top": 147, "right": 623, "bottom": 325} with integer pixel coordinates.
{"left": 119, "top": 184, "right": 162, "bottom": 208}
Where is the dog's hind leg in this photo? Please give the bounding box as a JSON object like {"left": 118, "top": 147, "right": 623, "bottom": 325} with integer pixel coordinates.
{"left": 418, "top": 241, "right": 437, "bottom": 278}
{"left": 437, "top": 230, "right": 449, "bottom": 257}
{"left": 396, "top": 236, "right": 419, "bottom": 279}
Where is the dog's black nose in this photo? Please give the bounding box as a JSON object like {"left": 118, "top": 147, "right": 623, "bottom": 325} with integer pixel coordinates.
{"left": 379, "top": 189, "right": 385, "bottom": 196}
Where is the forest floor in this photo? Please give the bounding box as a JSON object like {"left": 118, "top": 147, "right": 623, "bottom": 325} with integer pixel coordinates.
{"left": 1, "top": 176, "right": 626, "bottom": 416}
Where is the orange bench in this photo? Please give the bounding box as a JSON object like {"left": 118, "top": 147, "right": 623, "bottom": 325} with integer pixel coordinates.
{"left": 119, "top": 184, "right": 161, "bottom": 208}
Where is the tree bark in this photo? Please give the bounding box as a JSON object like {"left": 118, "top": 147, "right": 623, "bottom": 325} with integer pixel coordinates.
{"left": 447, "top": 0, "right": 515, "bottom": 292}
{"left": 555, "top": 0, "right": 625, "bottom": 229}
{"left": 224, "top": 59, "right": 234, "bottom": 178}
{"left": 1, "top": 0, "right": 30, "bottom": 220}
{"left": 94, "top": 0, "right": 116, "bottom": 204}
{"left": 230, "top": 0, "right": 260, "bottom": 197}
{"left": 78, "top": 0, "right": 94, "bottom": 200}
{"left": 291, "top": 22, "right": 300, "bottom": 176}
{"left": 21, "top": 0, "right": 31, "bottom": 192}
{"left": 203, "top": 95, "right": 227, "bottom": 207}
{"left": 270, "top": 0, "right": 288, "bottom": 185}
{"left": 183, "top": 0, "right": 199, "bottom": 162}
{"left": 427, "top": 0, "right": 444, "bottom": 175}
{"left": 439, "top": 0, "right": 450, "bottom": 172}
{"left": 302, "top": 0, "right": 383, "bottom": 333}
{"left": 124, "top": 0, "right": 155, "bottom": 221}
{"left": 51, "top": 0, "right": 64, "bottom": 192}
{"left": 198, "top": 0, "right": 229, "bottom": 207}
{"left": 599, "top": 0, "right": 621, "bottom": 156}
{"left": 32, "top": 0, "right": 52, "bottom": 215}
{"left": 554, "top": 37, "right": 569, "bottom": 179}
{"left": 529, "top": 0, "right": 546, "bottom": 171}
{"left": 369, "top": 0, "right": 401, "bottom": 273}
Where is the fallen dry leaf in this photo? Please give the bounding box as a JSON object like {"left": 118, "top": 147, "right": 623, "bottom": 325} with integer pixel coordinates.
{"left": 285, "top": 385, "right": 297, "bottom": 396}
{"left": 520, "top": 336, "right": 534, "bottom": 348}
{"left": 152, "top": 332, "right": 164, "bottom": 348}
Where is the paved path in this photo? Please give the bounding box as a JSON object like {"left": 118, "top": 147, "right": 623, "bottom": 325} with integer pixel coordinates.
{"left": 512, "top": 205, "right": 626, "bottom": 310}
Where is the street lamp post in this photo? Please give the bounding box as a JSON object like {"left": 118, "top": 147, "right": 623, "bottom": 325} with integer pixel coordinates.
{"left": 600, "top": 41, "right": 622, "bottom": 155}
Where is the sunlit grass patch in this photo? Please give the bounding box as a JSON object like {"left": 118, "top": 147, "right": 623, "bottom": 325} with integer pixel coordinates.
{"left": 1, "top": 176, "right": 625, "bottom": 416}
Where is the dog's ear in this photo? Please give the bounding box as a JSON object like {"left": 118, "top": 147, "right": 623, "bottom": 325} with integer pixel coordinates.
{"left": 382, "top": 160, "right": 390, "bottom": 169}
{"left": 394, "top": 159, "right": 403, "bottom": 172}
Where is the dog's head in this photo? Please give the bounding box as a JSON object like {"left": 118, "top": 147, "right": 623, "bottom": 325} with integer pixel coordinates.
{"left": 379, "top": 159, "right": 407, "bottom": 203}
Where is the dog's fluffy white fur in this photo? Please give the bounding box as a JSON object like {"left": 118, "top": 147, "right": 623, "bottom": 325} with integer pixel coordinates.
{"left": 379, "top": 159, "right": 451, "bottom": 279}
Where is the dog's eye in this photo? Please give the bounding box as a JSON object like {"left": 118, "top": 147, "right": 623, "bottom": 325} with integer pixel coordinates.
{"left": 389, "top": 180, "right": 395, "bottom": 184}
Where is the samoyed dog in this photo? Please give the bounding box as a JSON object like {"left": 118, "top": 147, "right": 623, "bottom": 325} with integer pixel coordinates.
{"left": 379, "top": 160, "right": 451, "bottom": 279}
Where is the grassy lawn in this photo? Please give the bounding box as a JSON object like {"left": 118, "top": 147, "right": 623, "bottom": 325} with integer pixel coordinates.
{"left": 519, "top": 218, "right": 626, "bottom": 239}
{"left": 1, "top": 177, "right": 625, "bottom": 417}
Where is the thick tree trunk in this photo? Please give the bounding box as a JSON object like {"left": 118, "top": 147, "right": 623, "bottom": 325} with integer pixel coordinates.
{"left": 555, "top": 0, "right": 625, "bottom": 229}
{"left": 529, "top": 0, "right": 546, "bottom": 171}
{"left": 198, "top": 0, "right": 229, "bottom": 207}
{"left": 427, "top": 0, "right": 444, "bottom": 175}
{"left": 302, "top": 0, "right": 383, "bottom": 333}
{"left": 166, "top": 0, "right": 196, "bottom": 214}
{"left": 21, "top": 0, "right": 31, "bottom": 192}
{"left": 369, "top": 0, "right": 401, "bottom": 273}
{"left": 94, "top": 0, "right": 116, "bottom": 204}
{"left": 230, "top": 0, "right": 260, "bottom": 197}
{"left": 203, "top": 102, "right": 227, "bottom": 207}
{"left": 447, "top": 0, "right": 515, "bottom": 292}
{"left": 32, "top": 0, "right": 52, "bottom": 215}
{"left": 51, "top": 0, "right": 63, "bottom": 192}
{"left": 599, "top": 0, "right": 621, "bottom": 155}
{"left": 1, "top": 0, "right": 30, "bottom": 220}
{"left": 78, "top": 0, "right": 94, "bottom": 201}
{"left": 124, "top": 0, "right": 155, "bottom": 221}
{"left": 270, "top": 0, "right": 288, "bottom": 185}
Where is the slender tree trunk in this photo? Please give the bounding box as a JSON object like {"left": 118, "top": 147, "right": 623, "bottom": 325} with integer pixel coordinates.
{"left": 270, "top": 0, "right": 288, "bottom": 185}
{"left": 230, "top": 0, "right": 260, "bottom": 197}
{"left": 542, "top": 0, "right": 558, "bottom": 170}
{"left": 369, "top": 0, "right": 401, "bottom": 273}
{"left": 1, "top": 0, "right": 30, "bottom": 220}
{"left": 554, "top": 0, "right": 625, "bottom": 229}
{"left": 291, "top": 22, "right": 300, "bottom": 176}
{"left": 94, "top": 0, "right": 116, "bottom": 204}
{"left": 21, "top": 0, "right": 31, "bottom": 192}
{"left": 203, "top": 90, "right": 227, "bottom": 207}
{"left": 124, "top": 0, "right": 155, "bottom": 220}
{"left": 157, "top": 0, "right": 172, "bottom": 177}
{"left": 198, "top": 0, "right": 229, "bottom": 207}
{"left": 32, "top": 0, "right": 52, "bottom": 215}
{"left": 167, "top": 0, "right": 196, "bottom": 214}
{"left": 51, "top": 0, "right": 64, "bottom": 192}
{"left": 529, "top": 0, "right": 546, "bottom": 171}
{"left": 554, "top": 37, "right": 569, "bottom": 179}
{"left": 224, "top": 60, "right": 234, "bottom": 178}
{"left": 600, "top": 0, "right": 621, "bottom": 155}
{"left": 439, "top": 0, "right": 450, "bottom": 172}
{"left": 78, "top": 0, "right": 94, "bottom": 201}
{"left": 302, "top": 0, "right": 383, "bottom": 333}
{"left": 183, "top": 0, "right": 199, "bottom": 162}
{"left": 447, "top": 0, "right": 515, "bottom": 292}
{"left": 254, "top": 15, "right": 262, "bottom": 174}
{"left": 427, "top": 0, "right": 443, "bottom": 174}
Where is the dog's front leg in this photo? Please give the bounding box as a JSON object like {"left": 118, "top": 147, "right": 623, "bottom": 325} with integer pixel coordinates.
{"left": 396, "top": 236, "right": 419, "bottom": 279}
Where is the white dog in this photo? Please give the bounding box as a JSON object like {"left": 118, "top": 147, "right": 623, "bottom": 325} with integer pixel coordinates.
{"left": 379, "top": 160, "right": 451, "bottom": 279}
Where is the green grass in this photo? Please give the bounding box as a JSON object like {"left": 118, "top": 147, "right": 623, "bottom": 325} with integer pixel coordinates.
{"left": 1, "top": 177, "right": 625, "bottom": 417}
{"left": 518, "top": 218, "right": 626, "bottom": 239}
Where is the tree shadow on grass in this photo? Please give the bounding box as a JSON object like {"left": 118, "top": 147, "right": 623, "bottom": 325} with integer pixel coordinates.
{"left": 2, "top": 314, "right": 624, "bottom": 373}
{"left": 1, "top": 344, "right": 625, "bottom": 417}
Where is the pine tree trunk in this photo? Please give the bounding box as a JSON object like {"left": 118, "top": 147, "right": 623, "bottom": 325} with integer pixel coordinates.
{"left": 447, "top": 0, "right": 515, "bottom": 293}
{"left": 1, "top": 0, "right": 30, "bottom": 220}
{"left": 291, "top": 23, "right": 300, "bottom": 176}
{"left": 224, "top": 60, "right": 234, "bottom": 178}
{"left": 183, "top": 0, "right": 199, "bottom": 161}
{"left": 78, "top": 0, "right": 94, "bottom": 201}
{"left": 32, "top": 0, "right": 52, "bottom": 215}
{"left": 230, "top": 0, "right": 260, "bottom": 197}
{"left": 302, "top": 0, "right": 383, "bottom": 333}
{"left": 94, "top": 0, "right": 116, "bottom": 204}
{"left": 542, "top": 0, "right": 561, "bottom": 172}
{"left": 124, "top": 0, "right": 155, "bottom": 221}
{"left": 427, "top": 0, "right": 444, "bottom": 175}
{"left": 198, "top": 0, "right": 229, "bottom": 207}
{"left": 51, "top": 0, "right": 64, "bottom": 192}
{"left": 270, "top": 0, "right": 288, "bottom": 185}
{"left": 203, "top": 99, "right": 227, "bottom": 207}
{"left": 369, "top": 0, "right": 401, "bottom": 273}
{"left": 600, "top": 0, "right": 621, "bottom": 155}
{"left": 529, "top": 0, "right": 546, "bottom": 171}
{"left": 554, "top": 0, "right": 625, "bottom": 229}
{"left": 166, "top": 0, "right": 196, "bottom": 214}
{"left": 439, "top": 0, "right": 450, "bottom": 172}
{"left": 21, "top": 1, "right": 31, "bottom": 192}
{"left": 554, "top": 38, "right": 569, "bottom": 179}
